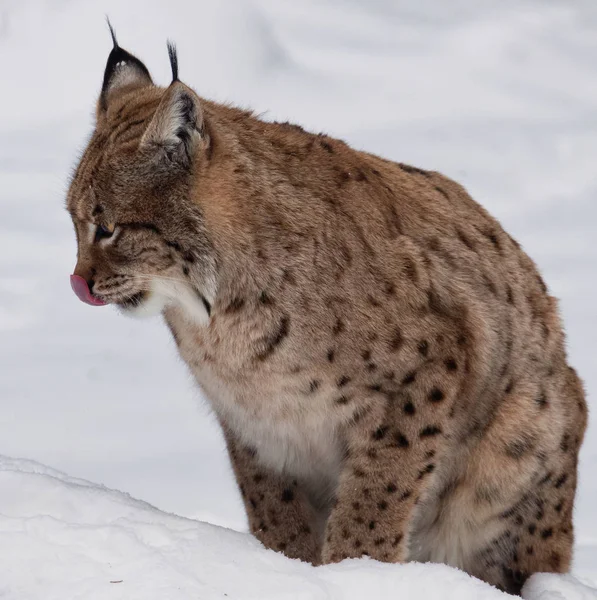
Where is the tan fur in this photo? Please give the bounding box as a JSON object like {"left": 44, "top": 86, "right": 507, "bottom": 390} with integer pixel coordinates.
{"left": 66, "top": 43, "right": 587, "bottom": 595}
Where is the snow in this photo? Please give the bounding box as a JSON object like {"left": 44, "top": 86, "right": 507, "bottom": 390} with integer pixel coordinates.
{"left": 0, "top": 0, "right": 596, "bottom": 598}
{"left": 3, "top": 455, "right": 596, "bottom": 600}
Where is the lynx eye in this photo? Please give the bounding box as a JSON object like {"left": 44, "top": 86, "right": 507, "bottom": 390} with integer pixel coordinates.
{"left": 94, "top": 223, "right": 116, "bottom": 243}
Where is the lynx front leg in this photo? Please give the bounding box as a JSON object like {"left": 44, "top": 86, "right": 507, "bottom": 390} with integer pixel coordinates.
{"left": 322, "top": 389, "right": 449, "bottom": 564}
{"left": 223, "top": 427, "right": 322, "bottom": 564}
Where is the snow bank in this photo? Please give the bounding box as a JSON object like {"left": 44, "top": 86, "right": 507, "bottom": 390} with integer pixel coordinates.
{"left": 1, "top": 456, "right": 595, "bottom": 600}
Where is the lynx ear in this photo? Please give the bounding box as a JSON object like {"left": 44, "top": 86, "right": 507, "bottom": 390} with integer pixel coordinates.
{"left": 140, "top": 43, "right": 204, "bottom": 167}
{"left": 99, "top": 20, "right": 153, "bottom": 112}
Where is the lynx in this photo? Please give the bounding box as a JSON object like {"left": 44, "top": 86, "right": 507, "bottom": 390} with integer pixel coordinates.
{"left": 67, "top": 29, "right": 587, "bottom": 595}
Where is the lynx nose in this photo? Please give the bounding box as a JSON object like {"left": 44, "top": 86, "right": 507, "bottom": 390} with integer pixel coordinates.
{"left": 70, "top": 274, "right": 107, "bottom": 306}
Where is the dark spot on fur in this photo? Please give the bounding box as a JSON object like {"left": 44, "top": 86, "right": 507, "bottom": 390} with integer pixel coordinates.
{"left": 225, "top": 297, "right": 245, "bottom": 313}
{"left": 256, "top": 316, "right": 290, "bottom": 361}
{"left": 166, "top": 240, "right": 182, "bottom": 252}
{"left": 386, "top": 483, "right": 397, "bottom": 493}
{"left": 335, "top": 168, "right": 351, "bottom": 185}
{"left": 456, "top": 229, "right": 475, "bottom": 251}
{"left": 541, "top": 528, "right": 553, "bottom": 539}
{"left": 389, "top": 329, "right": 404, "bottom": 352}
{"left": 282, "top": 269, "right": 296, "bottom": 285}
{"left": 355, "top": 169, "right": 368, "bottom": 182}
{"left": 417, "top": 464, "right": 435, "bottom": 479}
{"left": 373, "top": 426, "right": 389, "bottom": 440}
{"left": 560, "top": 434, "right": 570, "bottom": 453}
{"left": 403, "top": 257, "right": 418, "bottom": 282}
{"left": 528, "top": 524, "right": 536, "bottom": 535}
{"left": 445, "top": 358, "right": 458, "bottom": 371}
{"left": 337, "top": 375, "right": 351, "bottom": 387}
{"left": 320, "top": 140, "right": 334, "bottom": 153}
{"left": 378, "top": 500, "right": 388, "bottom": 510}
{"left": 435, "top": 186, "right": 449, "bottom": 200}
{"left": 402, "top": 372, "right": 416, "bottom": 385}
{"left": 336, "top": 395, "right": 349, "bottom": 405}
{"left": 333, "top": 318, "right": 345, "bottom": 335}
{"left": 505, "top": 435, "right": 535, "bottom": 459}
{"left": 367, "top": 295, "right": 381, "bottom": 308}
{"left": 182, "top": 265, "right": 190, "bottom": 276}
{"left": 383, "top": 281, "right": 395, "bottom": 296}
{"left": 486, "top": 231, "right": 500, "bottom": 251}
{"left": 395, "top": 433, "right": 410, "bottom": 448}
{"left": 281, "top": 489, "right": 294, "bottom": 503}
{"left": 555, "top": 474, "right": 568, "bottom": 489}
{"left": 539, "top": 472, "right": 553, "bottom": 486}
{"left": 536, "top": 393, "right": 548, "bottom": 408}
{"left": 506, "top": 285, "right": 514, "bottom": 305}
{"left": 418, "top": 340, "right": 429, "bottom": 357}
{"left": 403, "top": 401, "right": 416, "bottom": 416}
{"left": 429, "top": 388, "right": 444, "bottom": 403}
{"left": 309, "top": 380, "right": 320, "bottom": 393}
{"left": 420, "top": 426, "right": 442, "bottom": 438}
{"left": 327, "top": 349, "right": 335, "bottom": 362}
{"left": 259, "top": 291, "right": 274, "bottom": 305}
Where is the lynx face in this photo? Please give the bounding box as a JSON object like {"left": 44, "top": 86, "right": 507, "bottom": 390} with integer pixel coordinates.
{"left": 67, "top": 37, "right": 214, "bottom": 320}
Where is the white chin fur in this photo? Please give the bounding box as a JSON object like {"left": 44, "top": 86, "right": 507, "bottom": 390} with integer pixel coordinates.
{"left": 118, "top": 290, "right": 167, "bottom": 319}
{"left": 119, "top": 277, "right": 210, "bottom": 326}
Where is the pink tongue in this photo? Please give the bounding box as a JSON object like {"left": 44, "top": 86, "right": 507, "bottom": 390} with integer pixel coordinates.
{"left": 70, "top": 274, "right": 107, "bottom": 306}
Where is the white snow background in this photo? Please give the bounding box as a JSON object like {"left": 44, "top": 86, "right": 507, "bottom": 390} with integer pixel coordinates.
{"left": 1, "top": 0, "right": 596, "bottom": 598}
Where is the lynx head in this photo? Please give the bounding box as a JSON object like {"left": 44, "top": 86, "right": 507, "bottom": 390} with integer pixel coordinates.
{"left": 67, "top": 24, "right": 214, "bottom": 322}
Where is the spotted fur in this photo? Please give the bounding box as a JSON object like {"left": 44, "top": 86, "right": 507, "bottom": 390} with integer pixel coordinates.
{"left": 66, "top": 36, "right": 587, "bottom": 595}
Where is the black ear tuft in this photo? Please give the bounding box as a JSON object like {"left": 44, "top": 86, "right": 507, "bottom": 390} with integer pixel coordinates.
{"left": 167, "top": 41, "right": 179, "bottom": 83}
{"left": 106, "top": 16, "right": 118, "bottom": 48}
{"left": 99, "top": 20, "right": 152, "bottom": 111}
